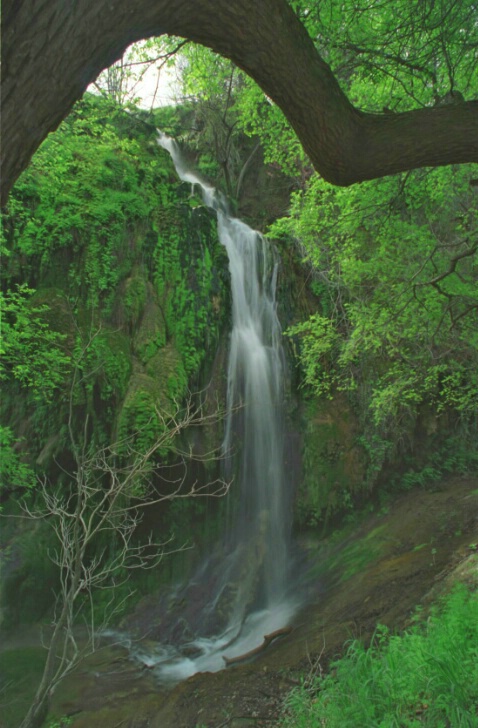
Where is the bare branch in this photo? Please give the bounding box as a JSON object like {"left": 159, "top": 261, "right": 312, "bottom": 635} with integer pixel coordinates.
{"left": 119, "top": 40, "right": 189, "bottom": 69}
{"left": 13, "top": 387, "right": 229, "bottom": 728}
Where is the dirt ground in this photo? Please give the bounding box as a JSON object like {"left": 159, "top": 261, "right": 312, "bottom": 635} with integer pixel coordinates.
{"left": 3, "top": 476, "right": 478, "bottom": 728}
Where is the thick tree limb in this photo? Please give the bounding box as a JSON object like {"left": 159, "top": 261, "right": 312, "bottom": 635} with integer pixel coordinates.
{"left": 2, "top": 0, "right": 478, "bottom": 205}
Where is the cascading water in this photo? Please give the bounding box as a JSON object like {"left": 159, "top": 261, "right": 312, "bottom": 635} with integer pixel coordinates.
{"left": 126, "top": 134, "right": 299, "bottom": 680}
{"left": 219, "top": 208, "right": 289, "bottom": 614}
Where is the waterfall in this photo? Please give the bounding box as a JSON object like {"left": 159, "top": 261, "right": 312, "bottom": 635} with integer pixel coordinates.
{"left": 132, "top": 134, "right": 298, "bottom": 679}
{"left": 220, "top": 209, "right": 289, "bottom": 603}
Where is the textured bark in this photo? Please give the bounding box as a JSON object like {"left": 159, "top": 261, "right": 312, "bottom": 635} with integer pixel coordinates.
{"left": 2, "top": 0, "right": 478, "bottom": 205}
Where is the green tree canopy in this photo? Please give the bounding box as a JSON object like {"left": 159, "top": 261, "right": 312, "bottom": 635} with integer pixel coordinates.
{"left": 2, "top": 0, "right": 477, "bottom": 204}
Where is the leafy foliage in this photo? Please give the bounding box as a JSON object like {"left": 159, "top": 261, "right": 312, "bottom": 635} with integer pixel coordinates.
{"left": 1, "top": 93, "right": 227, "bottom": 468}
{"left": 0, "top": 94, "right": 228, "bottom": 635}
{"left": 0, "top": 284, "right": 70, "bottom": 399}
{"left": 293, "top": 0, "right": 478, "bottom": 109}
{"left": 4, "top": 96, "right": 169, "bottom": 304}
{"left": 281, "top": 585, "right": 478, "bottom": 727}
{"left": 0, "top": 426, "right": 36, "bottom": 497}
{"left": 274, "top": 165, "right": 478, "bottom": 476}
{"left": 170, "top": 0, "right": 478, "bottom": 183}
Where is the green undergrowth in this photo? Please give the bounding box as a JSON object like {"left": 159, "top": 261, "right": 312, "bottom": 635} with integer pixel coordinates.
{"left": 282, "top": 585, "right": 478, "bottom": 728}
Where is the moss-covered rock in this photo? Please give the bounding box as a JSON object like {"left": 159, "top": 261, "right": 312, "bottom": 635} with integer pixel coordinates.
{"left": 133, "top": 287, "right": 167, "bottom": 364}
{"left": 297, "top": 394, "right": 365, "bottom": 529}
{"left": 0, "top": 96, "right": 231, "bottom": 625}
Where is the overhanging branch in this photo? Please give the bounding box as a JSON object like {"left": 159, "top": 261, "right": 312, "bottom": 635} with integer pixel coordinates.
{"left": 1, "top": 0, "right": 478, "bottom": 205}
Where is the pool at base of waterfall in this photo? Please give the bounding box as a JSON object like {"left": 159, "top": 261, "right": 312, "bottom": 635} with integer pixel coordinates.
{"left": 101, "top": 597, "right": 299, "bottom": 683}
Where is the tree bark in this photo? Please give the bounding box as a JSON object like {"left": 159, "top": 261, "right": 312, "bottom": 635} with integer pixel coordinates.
{"left": 2, "top": 0, "right": 477, "bottom": 205}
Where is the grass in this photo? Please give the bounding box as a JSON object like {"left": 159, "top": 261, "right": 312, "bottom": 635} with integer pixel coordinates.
{"left": 281, "top": 585, "right": 478, "bottom": 727}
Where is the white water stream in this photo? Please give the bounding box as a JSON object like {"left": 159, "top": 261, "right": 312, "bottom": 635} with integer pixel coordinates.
{"left": 122, "top": 135, "right": 299, "bottom": 680}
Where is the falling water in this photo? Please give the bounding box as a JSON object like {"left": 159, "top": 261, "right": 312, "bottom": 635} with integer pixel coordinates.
{"left": 128, "top": 134, "right": 298, "bottom": 679}
{"left": 220, "top": 208, "right": 289, "bottom": 611}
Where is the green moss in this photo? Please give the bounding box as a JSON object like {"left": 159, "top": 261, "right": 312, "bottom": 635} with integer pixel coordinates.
{"left": 332, "top": 525, "right": 387, "bottom": 582}
{"left": 1, "top": 98, "right": 230, "bottom": 637}
{"left": 1, "top": 521, "right": 60, "bottom": 627}
{"left": 0, "top": 647, "right": 48, "bottom": 728}
{"left": 123, "top": 271, "right": 147, "bottom": 329}
{"left": 133, "top": 293, "right": 167, "bottom": 363}
{"left": 95, "top": 330, "right": 132, "bottom": 401}
{"left": 30, "top": 287, "right": 72, "bottom": 328}
{"left": 298, "top": 395, "right": 365, "bottom": 528}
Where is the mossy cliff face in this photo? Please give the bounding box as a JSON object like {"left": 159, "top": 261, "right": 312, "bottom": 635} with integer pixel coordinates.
{"left": 274, "top": 228, "right": 477, "bottom": 535}
{"left": 273, "top": 238, "right": 364, "bottom": 531}
{"left": 1, "top": 96, "right": 228, "bottom": 465}
{"left": 0, "top": 97, "right": 230, "bottom": 624}
{"left": 296, "top": 395, "right": 365, "bottom": 529}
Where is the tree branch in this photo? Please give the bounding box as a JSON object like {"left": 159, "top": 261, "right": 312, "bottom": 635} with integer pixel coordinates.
{"left": 416, "top": 242, "right": 478, "bottom": 287}
{"left": 2, "top": 0, "right": 477, "bottom": 205}
{"left": 427, "top": 244, "right": 478, "bottom": 286}
{"left": 11, "top": 388, "right": 230, "bottom": 728}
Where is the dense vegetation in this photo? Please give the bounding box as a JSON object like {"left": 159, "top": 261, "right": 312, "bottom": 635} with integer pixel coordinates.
{"left": 282, "top": 586, "right": 478, "bottom": 727}
{"left": 166, "top": 0, "right": 478, "bottom": 524}
{"left": 1, "top": 0, "right": 477, "bottom": 640}
{"left": 1, "top": 0, "right": 477, "bottom": 724}
{"left": 0, "top": 94, "right": 229, "bottom": 625}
